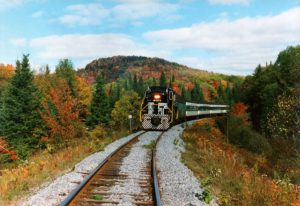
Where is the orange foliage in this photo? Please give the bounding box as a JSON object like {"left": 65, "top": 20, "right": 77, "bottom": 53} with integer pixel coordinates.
{"left": 0, "top": 138, "right": 18, "bottom": 161}
{"left": 172, "top": 83, "right": 181, "bottom": 95}
{"left": 40, "top": 79, "right": 81, "bottom": 142}
{"left": 185, "top": 82, "right": 194, "bottom": 91}
{"left": 209, "top": 80, "right": 218, "bottom": 90}
{"left": 232, "top": 102, "right": 248, "bottom": 116}
{"left": 0, "top": 64, "right": 14, "bottom": 79}
{"left": 221, "top": 79, "right": 228, "bottom": 88}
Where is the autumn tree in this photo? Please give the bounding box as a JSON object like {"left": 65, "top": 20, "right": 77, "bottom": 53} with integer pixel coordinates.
{"left": 86, "top": 76, "right": 110, "bottom": 128}
{"left": 0, "top": 55, "right": 41, "bottom": 158}
{"left": 267, "top": 88, "right": 300, "bottom": 156}
{"left": 40, "top": 78, "right": 82, "bottom": 145}
{"left": 111, "top": 91, "right": 140, "bottom": 129}
{"left": 76, "top": 76, "right": 92, "bottom": 119}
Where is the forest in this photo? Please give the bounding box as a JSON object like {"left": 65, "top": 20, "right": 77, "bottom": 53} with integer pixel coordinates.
{"left": 0, "top": 46, "right": 299, "bottom": 205}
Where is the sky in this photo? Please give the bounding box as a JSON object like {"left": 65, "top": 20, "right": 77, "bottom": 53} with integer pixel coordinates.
{"left": 0, "top": 0, "right": 299, "bottom": 75}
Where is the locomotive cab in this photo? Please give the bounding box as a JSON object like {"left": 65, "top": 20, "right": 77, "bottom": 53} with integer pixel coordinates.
{"left": 140, "top": 86, "right": 174, "bottom": 130}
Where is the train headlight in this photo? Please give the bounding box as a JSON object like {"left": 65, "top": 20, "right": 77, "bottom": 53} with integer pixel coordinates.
{"left": 154, "top": 94, "right": 161, "bottom": 101}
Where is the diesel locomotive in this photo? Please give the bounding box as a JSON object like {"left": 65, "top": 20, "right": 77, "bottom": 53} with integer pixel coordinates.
{"left": 140, "top": 86, "right": 229, "bottom": 130}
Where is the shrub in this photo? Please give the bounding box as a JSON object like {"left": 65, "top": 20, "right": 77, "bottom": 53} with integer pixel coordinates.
{"left": 217, "top": 116, "right": 272, "bottom": 156}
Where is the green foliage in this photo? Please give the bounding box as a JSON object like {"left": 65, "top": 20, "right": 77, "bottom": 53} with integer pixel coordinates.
{"left": 0, "top": 55, "right": 41, "bottom": 158}
{"left": 86, "top": 76, "right": 110, "bottom": 128}
{"left": 159, "top": 71, "right": 167, "bottom": 87}
{"left": 267, "top": 88, "right": 300, "bottom": 155}
{"left": 191, "top": 82, "right": 204, "bottom": 102}
{"left": 111, "top": 91, "right": 140, "bottom": 130}
{"left": 217, "top": 116, "right": 272, "bottom": 156}
{"left": 244, "top": 46, "right": 300, "bottom": 133}
{"left": 55, "top": 59, "right": 76, "bottom": 96}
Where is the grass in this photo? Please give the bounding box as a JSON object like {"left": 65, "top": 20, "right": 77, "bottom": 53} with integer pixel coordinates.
{"left": 142, "top": 140, "right": 156, "bottom": 149}
{"left": 181, "top": 118, "right": 300, "bottom": 206}
{"left": 90, "top": 194, "right": 103, "bottom": 200}
{"left": 0, "top": 128, "right": 129, "bottom": 206}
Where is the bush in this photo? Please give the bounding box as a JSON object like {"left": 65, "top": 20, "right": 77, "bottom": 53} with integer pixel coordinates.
{"left": 217, "top": 116, "right": 272, "bottom": 156}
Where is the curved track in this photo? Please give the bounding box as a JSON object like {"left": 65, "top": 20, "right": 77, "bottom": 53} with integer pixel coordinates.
{"left": 60, "top": 131, "right": 163, "bottom": 206}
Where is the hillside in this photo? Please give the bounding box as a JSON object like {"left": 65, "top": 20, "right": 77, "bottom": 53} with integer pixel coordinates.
{"left": 78, "top": 56, "right": 228, "bottom": 84}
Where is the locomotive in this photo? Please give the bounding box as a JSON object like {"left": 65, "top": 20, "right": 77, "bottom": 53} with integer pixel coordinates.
{"left": 140, "top": 86, "right": 229, "bottom": 130}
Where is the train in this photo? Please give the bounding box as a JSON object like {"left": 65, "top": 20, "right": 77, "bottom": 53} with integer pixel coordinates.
{"left": 140, "top": 86, "right": 229, "bottom": 130}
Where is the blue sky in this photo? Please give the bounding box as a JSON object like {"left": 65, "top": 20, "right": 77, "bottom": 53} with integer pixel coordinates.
{"left": 0, "top": 0, "right": 299, "bottom": 75}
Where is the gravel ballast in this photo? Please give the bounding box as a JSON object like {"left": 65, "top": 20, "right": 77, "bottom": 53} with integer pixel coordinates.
{"left": 20, "top": 131, "right": 144, "bottom": 206}
{"left": 156, "top": 123, "right": 218, "bottom": 206}
{"left": 104, "top": 131, "right": 161, "bottom": 205}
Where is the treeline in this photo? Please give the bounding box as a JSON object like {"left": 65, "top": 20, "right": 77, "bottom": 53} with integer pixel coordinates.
{"left": 0, "top": 54, "right": 239, "bottom": 163}
{"left": 243, "top": 46, "right": 300, "bottom": 160}
{"left": 217, "top": 46, "right": 300, "bottom": 183}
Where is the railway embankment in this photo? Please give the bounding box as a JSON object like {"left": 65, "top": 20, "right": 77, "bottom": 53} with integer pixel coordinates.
{"left": 19, "top": 131, "right": 143, "bottom": 206}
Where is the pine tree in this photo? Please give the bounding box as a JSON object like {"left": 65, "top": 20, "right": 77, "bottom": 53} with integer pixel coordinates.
{"left": 55, "top": 59, "right": 76, "bottom": 96}
{"left": 171, "top": 74, "right": 175, "bottom": 83}
{"left": 191, "top": 82, "right": 204, "bottom": 102}
{"left": 86, "top": 76, "right": 109, "bottom": 128}
{"left": 0, "top": 55, "right": 41, "bottom": 155}
{"left": 138, "top": 76, "right": 144, "bottom": 97}
{"left": 159, "top": 71, "right": 167, "bottom": 87}
{"left": 133, "top": 74, "right": 138, "bottom": 92}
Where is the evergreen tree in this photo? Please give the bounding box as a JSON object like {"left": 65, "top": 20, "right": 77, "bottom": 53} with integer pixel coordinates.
{"left": 191, "top": 82, "right": 204, "bottom": 102}
{"left": 171, "top": 74, "right": 175, "bottom": 83}
{"left": 86, "top": 76, "right": 109, "bottom": 128}
{"left": 138, "top": 76, "right": 144, "bottom": 97}
{"left": 55, "top": 59, "right": 76, "bottom": 96}
{"left": 159, "top": 71, "right": 167, "bottom": 87}
{"left": 0, "top": 55, "right": 41, "bottom": 157}
{"left": 152, "top": 77, "right": 157, "bottom": 86}
{"left": 133, "top": 74, "right": 138, "bottom": 92}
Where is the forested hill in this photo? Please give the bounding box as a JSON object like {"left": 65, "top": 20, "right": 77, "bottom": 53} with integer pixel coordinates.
{"left": 77, "top": 56, "right": 222, "bottom": 84}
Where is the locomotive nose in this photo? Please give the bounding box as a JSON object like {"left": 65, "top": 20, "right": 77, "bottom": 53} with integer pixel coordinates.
{"left": 151, "top": 116, "right": 161, "bottom": 126}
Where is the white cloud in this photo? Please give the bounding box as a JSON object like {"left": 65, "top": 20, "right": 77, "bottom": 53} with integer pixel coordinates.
{"left": 111, "top": 2, "right": 179, "bottom": 22}
{"left": 144, "top": 7, "right": 300, "bottom": 73}
{"left": 11, "top": 38, "right": 27, "bottom": 47}
{"left": 58, "top": 4, "right": 110, "bottom": 26}
{"left": 208, "top": 0, "right": 250, "bottom": 5}
{"left": 32, "top": 10, "right": 43, "bottom": 18}
{"left": 29, "top": 34, "right": 168, "bottom": 61}
{"left": 0, "top": 0, "right": 45, "bottom": 9}
{"left": 58, "top": 1, "right": 179, "bottom": 26}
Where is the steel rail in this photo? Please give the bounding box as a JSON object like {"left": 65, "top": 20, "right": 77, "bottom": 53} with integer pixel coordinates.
{"left": 60, "top": 131, "right": 146, "bottom": 206}
{"left": 152, "top": 132, "right": 163, "bottom": 206}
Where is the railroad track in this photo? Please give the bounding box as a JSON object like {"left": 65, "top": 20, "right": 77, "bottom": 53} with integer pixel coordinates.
{"left": 60, "top": 131, "right": 163, "bottom": 206}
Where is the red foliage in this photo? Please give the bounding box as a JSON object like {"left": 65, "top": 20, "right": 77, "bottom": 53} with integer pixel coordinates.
{"left": 209, "top": 80, "right": 218, "bottom": 90}
{"left": 172, "top": 83, "right": 181, "bottom": 95}
{"left": 40, "top": 79, "right": 80, "bottom": 141}
{"left": 185, "top": 82, "right": 194, "bottom": 91}
{"left": 0, "top": 138, "right": 18, "bottom": 161}
{"left": 232, "top": 102, "right": 248, "bottom": 117}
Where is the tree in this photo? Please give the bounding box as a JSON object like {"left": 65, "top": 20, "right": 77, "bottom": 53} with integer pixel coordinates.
{"left": 159, "top": 71, "right": 167, "bottom": 87}
{"left": 86, "top": 76, "right": 110, "bottom": 128}
{"left": 111, "top": 91, "right": 140, "bottom": 129}
{"left": 55, "top": 59, "right": 76, "bottom": 96}
{"left": 76, "top": 76, "right": 92, "bottom": 119}
{"left": 0, "top": 55, "right": 41, "bottom": 158}
{"left": 138, "top": 76, "right": 144, "bottom": 97}
{"left": 191, "top": 82, "right": 204, "bottom": 102}
{"left": 267, "top": 88, "right": 300, "bottom": 155}
{"left": 133, "top": 73, "right": 138, "bottom": 92}
{"left": 40, "top": 79, "right": 82, "bottom": 144}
